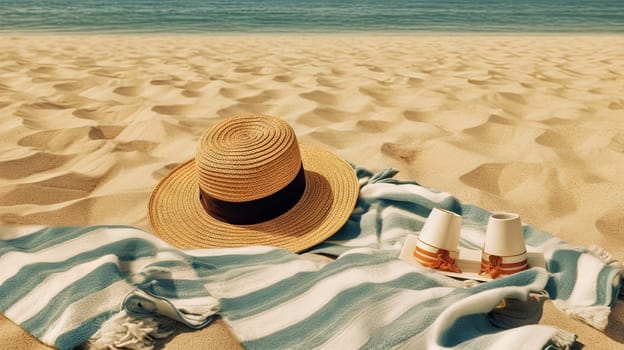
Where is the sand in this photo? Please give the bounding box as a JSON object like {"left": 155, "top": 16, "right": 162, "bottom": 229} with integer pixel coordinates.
{"left": 0, "top": 35, "right": 622, "bottom": 349}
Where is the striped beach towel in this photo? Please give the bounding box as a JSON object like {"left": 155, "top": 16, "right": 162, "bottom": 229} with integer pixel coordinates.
{"left": 0, "top": 167, "right": 620, "bottom": 350}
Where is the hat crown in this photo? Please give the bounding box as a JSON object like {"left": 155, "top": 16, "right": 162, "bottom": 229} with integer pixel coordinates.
{"left": 195, "top": 115, "right": 302, "bottom": 202}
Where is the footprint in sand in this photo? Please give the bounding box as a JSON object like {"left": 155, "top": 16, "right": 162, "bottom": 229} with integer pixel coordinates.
{"left": 608, "top": 100, "right": 623, "bottom": 110}
{"left": 406, "top": 77, "right": 424, "bottom": 87}
{"left": 534, "top": 128, "right": 591, "bottom": 164}
{"left": 311, "top": 107, "right": 354, "bottom": 123}
{"left": 150, "top": 76, "right": 185, "bottom": 87}
{"left": 365, "top": 65, "right": 385, "bottom": 73}
{"left": 356, "top": 119, "right": 393, "bottom": 133}
{"left": 461, "top": 115, "right": 515, "bottom": 144}
{"left": 113, "top": 85, "right": 142, "bottom": 97}
{"left": 71, "top": 105, "right": 97, "bottom": 118}
{"left": 381, "top": 142, "right": 418, "bottom": 163}
{"left": 467, "top": 78, "right": 491, "bottom": 86}
{"left": 238, "top": 90, "right": 282, "bottom": 104}
{"left": 1, "top": 193, "right": 146, "bottom": 227}
{"left": 307, "top": 128, "right": 360, "bottom": 150}
{"left": 608, "top": 132, "right": 624, "bottom": 153}
{"left": 182, "top": 90, "right": 202, "bottom": 98}
{"left": 540, "top": 117, "right": 577, "bottom": 126}
{"left": 358, "top": 86, "right": 390, "bottom": 105}
{"left": 18, "top": 129, "right": 79, "bottom": 150}
{"left": 23, "top": 101, "right": 72, "bottom": 110}
{"left": 183, "top": 81, "right": 209, "bottom": 90}
{"left": 460, "top": 164, "right": 578, "bottom": 215}
{"left": 0, "top": 173, "right": 99, "bottom": 206}
{"left": 151, "top": 163, "right": 181, "bottom": 180}
{"left": 218, "top": 87, "right": 245, "bottom": 99}
{"left": 88, "top": 125, "right": 124, "bottom": 140}
{"left": 534, "top": 130, "right": 569, "bottom": 148}
{"left": 493, "top": 91, "right": 527, "bottom": 106}
{"left": 152, "top": 104, "right": 195, "bottom": 116}
{"left": 19, "top": 125, "right": 123, "bottom": 147}
{"left": 73, "top": 103, "right": 141, "bottom": 123}
{"left": 316, "top": 76, "right": 349, "bottom": 89}
{"left": 0, "top": 152, "right": 70, "bottom": 179}
{"left": 273, "top": 74, "right": 292, "bottom": 83}
{"left": 300, "top": 90, "right": 338, "bottom": 105}
{"left": 30, "top": 66, "right": 56, "bottom": 74}
{"left": 403, "top": 110, "right": 435, "bottom": 123}
{"left": 216, "top": 104, "right": 271, "bottom": 118}
{"left": 114, "top": 140, "right": 159, "bottom": 153}
{"left": 53, "top": 80, "right": 89, "bottom": 93}
{"left": 595, "top": 208, "right": 624, "bottom": 239}
{"left": 459, "top": 162, "right": 543, "bottom": 197}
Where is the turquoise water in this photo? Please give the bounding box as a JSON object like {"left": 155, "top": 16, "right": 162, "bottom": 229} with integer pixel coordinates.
{"left": 1, "top": 0, "right": 623, "bottom": 34}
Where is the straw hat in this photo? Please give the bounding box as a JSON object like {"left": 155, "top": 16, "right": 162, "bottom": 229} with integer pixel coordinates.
{"left": 148, "top": 114, "right": 359, "bottom": 252}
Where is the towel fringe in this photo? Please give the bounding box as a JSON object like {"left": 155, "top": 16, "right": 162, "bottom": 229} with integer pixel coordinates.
{"left": 587, "top": 245, "right": 623, "bottom": 297}
{"left": 552, "top": 300, "right": 610, "bottom": 331}
{"left": 587, "top": 245, "right": 623, "bottom": 270}
{"left": 546, "top": 328, "right": 577, "bottom": 350}
{"left": 84, "top": 310, "right": 175, "bottom": 350}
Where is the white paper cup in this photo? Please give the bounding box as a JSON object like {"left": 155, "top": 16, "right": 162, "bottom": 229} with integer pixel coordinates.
{"left": 481, "top": 212, "right": 528, "bottom": 277}
{"left": 414, "top": 208, "right": 462, "bottom": 271}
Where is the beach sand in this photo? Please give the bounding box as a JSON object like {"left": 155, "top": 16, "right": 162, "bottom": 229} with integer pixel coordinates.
{"left": 0, "top": 35, "right": 622, "bottom": 349}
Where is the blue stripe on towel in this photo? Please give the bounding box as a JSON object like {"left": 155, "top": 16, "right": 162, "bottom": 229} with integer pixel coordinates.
{"left": 544, "top": 249, "right": 581, "bottom": 300}
{"left": 242, "top": 275, "right": 455, "bottom": 349}
{"left": 0, "top": 237, "right": 158, "bottom": 309}
{"left": 219, "top": 253, "right": 393, "bottom": 319}
{"left": 55, "top": 312, "right": 113, "bottom": 350}
{"left": 23, "top": 262, "right": 123, "bottom": 337}
{"left": 197, "top": 249, "right": 298, "bottom": 269}
{"left": 0, "top": 167, "right": 619, "bottom": 349}
{"left": 597, "top": 262, "right": 620, "bottom": 307}
{"left": 142, "top": 278, "right": 211, "bottom": 299}
{"left": 0, "top": 226, "right": 132, "bottom": 254}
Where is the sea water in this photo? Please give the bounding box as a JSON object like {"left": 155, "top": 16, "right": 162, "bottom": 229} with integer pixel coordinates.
{"left": 0, "top": 0, "right": 623, "bottom": 34}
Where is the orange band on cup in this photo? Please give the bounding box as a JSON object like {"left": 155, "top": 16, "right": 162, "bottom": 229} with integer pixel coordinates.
{"left": 413, "top": 245, "right": 461, "bottom": 273}
{"left": 479, "top": 253, "right": 528, "bottom": 279}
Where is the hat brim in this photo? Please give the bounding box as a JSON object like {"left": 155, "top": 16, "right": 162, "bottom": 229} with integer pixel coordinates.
{"left": 148, "top": 144, "right": 359, "bottom": 252}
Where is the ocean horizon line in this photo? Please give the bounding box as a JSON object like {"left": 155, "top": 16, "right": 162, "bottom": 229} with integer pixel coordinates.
{"left": 2, "top": 29, "right": 624, "bottom": 37}
{"left": 2, "top": 0, "right": 623, "bottom": 35}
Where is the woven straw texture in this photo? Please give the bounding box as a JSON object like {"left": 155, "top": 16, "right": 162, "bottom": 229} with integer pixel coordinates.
{"left": 148, "top": 115, "right": 359, "bottom": 252}
{"left": 196, "top": 115, "right": 302, "bottom": 202}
